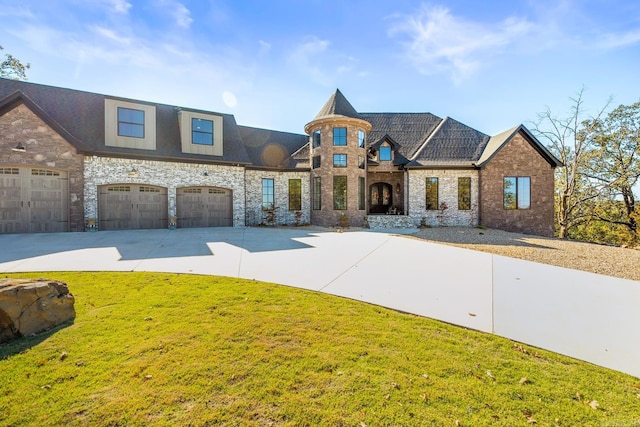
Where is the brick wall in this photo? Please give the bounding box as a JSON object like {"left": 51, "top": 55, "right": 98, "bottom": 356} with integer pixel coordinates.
{"left": 479, "top": 132, "right": 555, "bottom": 237}
{"left": 407, "top": 169, "right": 479, "bottom": 227}
{"left": 245, "top": 169, "right": 310, "bottom": 226}
{"left": 84, "top": 156, "right": 246, "bottom": 226}
{"left": 0, "top": 103, "right": 85, "bottom": 231}
{"left": 308, "top": 121, "right": 368, "bottom": 227}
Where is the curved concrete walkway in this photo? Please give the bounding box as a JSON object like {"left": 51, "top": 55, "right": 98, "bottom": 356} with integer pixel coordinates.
{"left": 1, "top": 227, "right": 638, "bottom": 378}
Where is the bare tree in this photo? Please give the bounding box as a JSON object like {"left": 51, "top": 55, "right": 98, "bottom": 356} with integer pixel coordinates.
{"left": 532, "top": 88, "right": 610, "bottom": 238}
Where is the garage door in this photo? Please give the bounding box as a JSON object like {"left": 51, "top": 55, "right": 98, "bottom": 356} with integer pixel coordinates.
{"left": 176, "top": 186, "right": 232, "bottom": 228}
{"left": 98, "top": 184, "right": 168, "bottom": 230}
{"left": 0, "top": 167, "right": 69, "bottom": 234}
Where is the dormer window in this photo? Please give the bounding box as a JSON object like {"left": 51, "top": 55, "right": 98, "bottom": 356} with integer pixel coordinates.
{"left": 379, "top": 145, "right": 392, "bottom": 161}
{"left": 105, "top": 99, "right": 156, "bottom": 150}
{"left": 118, "top": 107, "right": 145, "bottom": 138}
{"left": 192, "top": 118, "right": 213, "bottom": 145}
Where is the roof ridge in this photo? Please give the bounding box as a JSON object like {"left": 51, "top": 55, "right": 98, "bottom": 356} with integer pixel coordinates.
{"left": 409, "top": 116, "right": 448, "bottom": 161}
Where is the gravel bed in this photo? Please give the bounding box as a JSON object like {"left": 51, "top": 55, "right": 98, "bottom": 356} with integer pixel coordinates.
{"left": 406, "top": 227, "right": 640, "bottom": 282}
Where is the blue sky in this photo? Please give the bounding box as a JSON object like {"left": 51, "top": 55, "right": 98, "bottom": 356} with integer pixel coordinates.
{"left": 1, "top": 0, "right": 639, "bottom": 136}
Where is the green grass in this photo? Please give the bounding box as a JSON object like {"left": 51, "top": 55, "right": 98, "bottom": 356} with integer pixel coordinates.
{"left": 1, "top": 272, "right": 638, "bottom": 426}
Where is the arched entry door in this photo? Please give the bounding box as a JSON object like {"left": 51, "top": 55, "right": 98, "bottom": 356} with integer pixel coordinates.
{"left": 369, "top": 182, "right": 393, "bottom": 214}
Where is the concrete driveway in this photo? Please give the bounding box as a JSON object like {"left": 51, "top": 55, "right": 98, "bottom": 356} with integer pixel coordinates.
{"left": 2, "top": 227, "right": 638, "bottom": 378}
{"left": 0, "top": 227, "right": 494, "bottom": 332}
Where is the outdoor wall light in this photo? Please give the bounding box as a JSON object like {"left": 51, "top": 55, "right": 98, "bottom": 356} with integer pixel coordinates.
{"left": 395, "top": 183, "right": 401, "bottom": 194}
{"left": 11, "top": 142, "right": 26, "bottom": 152}
{"left": 128, "top": 168, "right": 138, "bottom": 177}
{"left": 203, "top": 171, "right": 209, "bottom": 176}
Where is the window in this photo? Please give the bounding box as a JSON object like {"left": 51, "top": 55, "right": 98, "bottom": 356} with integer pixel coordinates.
{"left": 289, "top": 179, "right": 301, "bottom": 211}
{"left": 379, "top": 146, "right": 392, "bottom": 161}
{"left": 504, "top": 177, "right": 531, "bottom": 209}
{"left": 458, "top": 177, "right": 471, "bottom": 210}
{"left": 333, "top": 153, "right": 347, "bottom": 167}
{"left": 358, "top": 177, "right": 365, "bottom": 210}
{"left": 358, "top": 130, "right": 365, "bottom": 148}
{"left": 118, "top": 107, "right": 145, "bottom": 138}
{"left": 333, "top": 127, "right": 347, "bottom": 146}
{"left": 312, "top": 177, "right": 321, "bottom": 210}
{"left": 312, "top": 130, "right": 321, "bottom": 148}
{"left": 358, "top": 155, "right": 365, "bottom": 169}
{"left": 333, "top": 176, "right": 347, "bottom": 210}
{"left": 312, "top": 156, "right": 321, "bottom": 169}
{"left": 425, "top": 177, "right": 438, "bottom": 210}
{"left": 192, "top": 118, "right": 213, "bottom": 145}
{"left": 262, "top": 178, "right": 274, "bottom": 210}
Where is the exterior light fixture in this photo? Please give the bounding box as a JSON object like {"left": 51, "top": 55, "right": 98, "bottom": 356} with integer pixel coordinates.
{"left": 395, "top": 183, "right": 401, "bottom": 194}
{"left": 128, "top": 168, "right": 138, "bottom": 177}
{"left": 11, "top": 142, "right": 26, "bottom": 152}
{"left": 203, "top": 171, "right": 208, "bottom": 176}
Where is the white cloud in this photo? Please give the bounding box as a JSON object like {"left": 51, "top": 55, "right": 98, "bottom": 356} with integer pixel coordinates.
{"left": 388, "top": 4, "right": 533, "bottom": 82}
{"left": 258, "top": 40, "right": 271, "bottom": 57}
{"left": 91, "top": 26, "right": 131, "bottom": 45}
{"left": 107, "top": 0, "right": 132, "bottom": 14}
{"left": 156, "top": 0, "right": 193, "bottom": 29}
{"left": 596, "top": 29, "right": 640, "bottom": 49}
{"left": 287, "top": 36, "right": 362, "bottom": 87}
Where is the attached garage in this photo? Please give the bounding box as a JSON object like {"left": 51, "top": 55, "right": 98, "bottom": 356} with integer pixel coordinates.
{"left": 0, "top": 166, "right": 69, "bottom": 234}
{"left": 98, "top": 184, "right": 168, "bottom": 230}
{"left": 177, "top": 186, "right": 233, "bottom": 228}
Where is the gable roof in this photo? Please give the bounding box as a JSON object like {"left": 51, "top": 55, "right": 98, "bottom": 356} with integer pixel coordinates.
{"left": 0, "top": 78, "right": 254, "bottom": 165}
{"left": 406, "top": 117, "right": 491, "bottom": 167}
{"left": 360, "top": 112, "right": 443, "bottom": 164}
{"left": 477, "top": 124, "right": 562, "bottom": 167}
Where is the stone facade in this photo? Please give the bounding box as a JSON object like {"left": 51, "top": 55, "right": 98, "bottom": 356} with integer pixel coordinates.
{"left": 83, "top": 156, "right": 246, "bottom": 226}
{"left": 245, "top": 169, "right": 310, "bottom": 226}
{"left": 479, "top": 133, "right": 555, "bottom": 237}
{"left": 0, "top": 103, "right": 84, "bottom": 231}
{"left": 407, "top": 169, "right": 480, "bottom": 227}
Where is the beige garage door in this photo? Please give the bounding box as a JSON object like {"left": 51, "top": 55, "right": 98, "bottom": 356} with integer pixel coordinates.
{"left": 98, "top": 184, "right": 168, "bottom": 230}
{"left": 176, "top": 186, "right": 232, "bottom": 228}
{"left": 0, "top": 167, "right": 69, "bottom": 234}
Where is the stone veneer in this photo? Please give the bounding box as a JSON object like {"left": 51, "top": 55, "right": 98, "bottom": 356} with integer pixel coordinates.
{"left": 83, "top": 156, "right": 246, "bottom": 226}
{"left": 407, "top": 169, "right": 480, "bottom": 227}
{"left": 245, "top": 169, "right": 310, "bottom": 225}
{"left": 0, "top": 103, "right": 84, "bottom": 231}
{"left": 479, "top": 132, "right": 555, "bottom": 237}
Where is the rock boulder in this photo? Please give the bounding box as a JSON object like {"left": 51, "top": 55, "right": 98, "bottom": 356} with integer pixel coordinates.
{"left": 0, "top": 278, "right": 75, "bottom": 343}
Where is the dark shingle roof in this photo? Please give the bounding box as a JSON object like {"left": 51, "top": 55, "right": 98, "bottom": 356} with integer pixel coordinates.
{"left": 360, "top": 113, "right": 443, "bottom": 163}
{"left": 408, "top": 117, "right": 490, "bottom": 166}
{"left": 237, "top": 125, "right": 308, "bottom": 168}
{"left": 0, "top": 78, "right": 252, "bottom": 165}
{"left": 312, "top": 89, "right": 360, "bottom": 121}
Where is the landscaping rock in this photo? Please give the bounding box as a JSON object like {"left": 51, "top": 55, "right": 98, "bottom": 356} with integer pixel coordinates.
{"left": 0, "top": 279, "right": 75, "bottom": 343}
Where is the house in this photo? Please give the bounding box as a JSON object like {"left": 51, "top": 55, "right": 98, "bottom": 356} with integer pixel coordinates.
{"left": 0, "top": 79, "right": 561, "bottom": 236}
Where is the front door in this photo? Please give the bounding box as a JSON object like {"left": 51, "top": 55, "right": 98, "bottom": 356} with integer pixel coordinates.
{"left": 369, "top": 182, "right": 393, "bottom": 214}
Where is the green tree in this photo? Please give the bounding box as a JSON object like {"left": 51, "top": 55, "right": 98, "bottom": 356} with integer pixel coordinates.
{"left": 533, "top": 88, "right": 608, "bottom": 238}
{"left": 584, "top": 101, "right": 640, "bottom": 243}
{"left": 0, "top": 45, "right": 29, "bottom": 80}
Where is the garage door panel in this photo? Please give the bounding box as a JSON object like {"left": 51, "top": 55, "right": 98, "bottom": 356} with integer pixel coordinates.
{"left": 177, "top": 187, "right": 232, "bottom": 228}
{"left": 99, "top": 184, "right": 167, "bottom": 230}
{"left": 0, "top": 167, "right": 68, "bottom": 234}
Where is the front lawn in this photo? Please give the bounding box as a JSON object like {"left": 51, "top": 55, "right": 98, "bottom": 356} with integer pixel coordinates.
{"left": 1, "top": 272, "right": 638, "bottom": 426}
